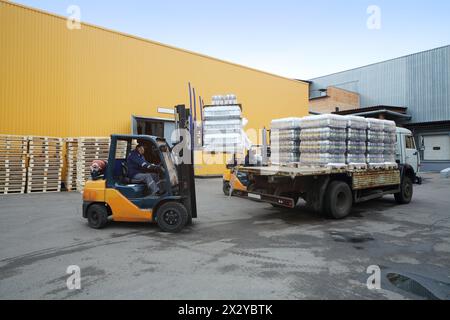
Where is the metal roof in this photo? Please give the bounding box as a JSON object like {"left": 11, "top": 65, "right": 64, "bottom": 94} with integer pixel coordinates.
{"left": 332, "top": 105, "right": 411, "bottom": 121}
{"left": 309, "top": 45, "right": 450, "bottom": 123}
{"left": 334, "top": 105, "right": 408, "bottom": 115}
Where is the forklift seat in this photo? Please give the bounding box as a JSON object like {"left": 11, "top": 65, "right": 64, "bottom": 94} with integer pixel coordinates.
{"left": 120, "top": 161, "right": 146, "bottom": 185}
{"left": 113, "top": 161, "right": 146, "bottom": 198}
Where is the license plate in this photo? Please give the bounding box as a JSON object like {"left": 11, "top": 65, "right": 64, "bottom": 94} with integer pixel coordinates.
{"left": 248, "top": 193, "right": 261, "bottom": 200}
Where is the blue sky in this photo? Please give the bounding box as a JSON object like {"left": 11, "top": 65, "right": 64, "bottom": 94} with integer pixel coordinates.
{"left": 12, "top": 0, "right": 450, "bottom": 79}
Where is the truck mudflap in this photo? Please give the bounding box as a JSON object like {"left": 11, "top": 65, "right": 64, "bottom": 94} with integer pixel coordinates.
{"left": 231, "top": 190, "right": 295, "bottom": 208}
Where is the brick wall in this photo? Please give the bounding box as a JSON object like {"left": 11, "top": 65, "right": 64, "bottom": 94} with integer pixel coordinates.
{"left": 309, "top": 86, "right": 360, "bottom": 114}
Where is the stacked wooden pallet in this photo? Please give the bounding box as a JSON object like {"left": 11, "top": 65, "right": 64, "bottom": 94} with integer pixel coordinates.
{"left": 0, "top": 135, "right": 28, "bottom": 194}
{"left": 76, "top": 137, "right": 110, "bottom": 191}
{"left": 27, "top": 136, "right": 64, "bottom": 193}
{"left": 65, "top": 138, "right": 78, "bottom": 192}
{"left": 116, "top": 140, "right": 130, "bottom": 159}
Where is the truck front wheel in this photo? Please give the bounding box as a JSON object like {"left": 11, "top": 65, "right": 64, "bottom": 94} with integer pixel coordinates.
{"left": 324, "top": 181, "right": 353, "bottom": 219}
{"left": 395, "top": 176, "right": 413, "bottom": 204}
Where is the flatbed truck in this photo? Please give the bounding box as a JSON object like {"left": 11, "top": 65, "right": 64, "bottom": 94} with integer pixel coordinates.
{"left": 228, "top": 164, "right": 414, "bottom": 219}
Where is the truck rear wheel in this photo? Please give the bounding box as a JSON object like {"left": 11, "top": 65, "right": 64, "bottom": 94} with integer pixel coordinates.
{"left": 156, "top": 202, "right": 188, "bottom": 233}
{"left": 395, "top": 176, "right": 413, "bottom": 204}
{"left": 87, "top": 204, "right": 109, "bottom": 229}
{"left": 324, "top": 181, "right": 353, "bottom": 219}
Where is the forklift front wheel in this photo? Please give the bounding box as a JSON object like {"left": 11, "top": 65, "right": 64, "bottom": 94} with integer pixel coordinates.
{"left": 223, "top": 181, "right": 231, "bottom": 196}
{"left": 156, "top": 202, "right": 188, "bottom": 233}
{"left": 86, "top": 204, "right": 109, "bottom": 229}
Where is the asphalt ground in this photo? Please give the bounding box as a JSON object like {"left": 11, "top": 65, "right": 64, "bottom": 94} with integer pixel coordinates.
{"left": 0, "top": 173, "right": 449, "bottom": 299}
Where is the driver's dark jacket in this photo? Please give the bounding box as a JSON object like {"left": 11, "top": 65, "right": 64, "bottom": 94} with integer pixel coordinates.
{"left": 127, "top": 150, "right": 151, "bottom": 178}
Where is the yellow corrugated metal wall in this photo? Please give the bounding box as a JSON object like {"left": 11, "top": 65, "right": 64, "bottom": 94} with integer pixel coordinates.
{"left": 0, "top": 1, "right": 309, "bottom": 175}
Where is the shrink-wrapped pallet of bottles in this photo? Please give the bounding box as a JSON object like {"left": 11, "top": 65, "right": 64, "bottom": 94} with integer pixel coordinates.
{"left": 367, "top": 118, "right": 386, "bottom": 168}
{"left": 346, "top": 116, "right": 368, "bottom": 169}
{"left": 299, "top": 115, "right": 347, "bottom": 167}
{"left": 270, "top": 118, "right": 302, "bottom": 165}
{"left": 268, "top": 114, "right": 398, "bottom": 170}
{"left": 203, "top": 107, "right": 243, "bottom": 153}
{"left": 382, "top": 119, "right": 397, "bottom": 168}
{"left": 203, "top": 95, "right": 243, "bottom": 153}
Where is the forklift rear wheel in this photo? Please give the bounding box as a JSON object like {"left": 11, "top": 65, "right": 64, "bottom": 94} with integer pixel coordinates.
{"left": 87, "top": 204, "right": 109, "bottom": 229}
{"left": 324, "top": 181, "right": 353, "bottom": 219}
{"left": 223, "top": 181, "right": 231, "bottom": 196}
{"left": 395, "top": 176, "right": 413, "bottom": 204}
{"left": 156, "top": 202, "right": 188, "bottom": 233}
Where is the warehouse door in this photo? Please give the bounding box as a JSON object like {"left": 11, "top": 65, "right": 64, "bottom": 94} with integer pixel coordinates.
{"left": 423, "top": 135, "right": 450, "bottom": 161}
{"left": 132, "top": 116, "right": 175, "bottom": 146}
{"left": 139, "top": 120, "right": 163, "bottom": 137}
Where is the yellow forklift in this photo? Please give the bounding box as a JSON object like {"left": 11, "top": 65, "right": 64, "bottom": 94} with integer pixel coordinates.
{"left": 82, "top": 105, "right": 197, "bottom": 233}
{"left": 223, "top": 132, "right": 270, "bottom": 196}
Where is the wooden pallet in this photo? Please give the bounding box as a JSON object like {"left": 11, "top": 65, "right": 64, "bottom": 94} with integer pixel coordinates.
{"left": 65, "top": 138, "right": 78, "bottom": 192}
{"left": 75, "top": 137, "right": 110, "bottom": 191}
{"left": 26, "top": 189, "right": 62, "bottom": 193}
{"left": 0, "top": 188, "right": 26, "bottom": 195}
{"left": 0, "top": 135, "right": 28, "bottom": 194}
{"left": 26, "top": 136, "right": 63, "bottom": 193}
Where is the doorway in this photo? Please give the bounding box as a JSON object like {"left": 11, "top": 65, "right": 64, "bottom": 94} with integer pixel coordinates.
{"left": 131, "top": 116, "right": 176, "bottom": 146}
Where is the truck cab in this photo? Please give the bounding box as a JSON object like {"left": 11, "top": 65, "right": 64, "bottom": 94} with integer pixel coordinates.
{"left": 396, "top": 127, "right": 421, "bottom": 183}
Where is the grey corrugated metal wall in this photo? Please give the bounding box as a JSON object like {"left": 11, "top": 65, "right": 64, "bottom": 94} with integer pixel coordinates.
{"left": 309, "top": 45, "right": 450, "bottom": 123}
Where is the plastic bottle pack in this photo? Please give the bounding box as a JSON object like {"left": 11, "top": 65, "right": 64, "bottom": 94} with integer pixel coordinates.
{"left": 300, "top": 140, "right": 346, "bottom": 154}
{"left": 347, "top": 116, "right": 369, "bottom": 130}
{"left": 346, "top": 117, "right": 368, "bottom": 168}
{"left": 347, "top": 128, "right": 367, "bottom": 142}
{"left": 367, "top": 130, "right": 385, "bottom": 143}
{"left": 301, "top": 114, "right": 348, "bottom": 129}
{"left": 367, "top": 118, "right": 385, "bottom": 131}
{"left": 271, "top": 118, "right": 303, "bottom": 130}
{"left": 347, "top": 153, "right": 367, "bottom": 165}
{"left": 381, "top": 120, "right": 397, "bottom": 167}
{"left": 366, "top": 119, "right": 388, "bottom": 167}
{"left": 203, "top": 104, "right": 243, "bottom": 153}
{"left": 203, "top": 106, "right": 241, "bottom": 120}
{"left": 271, "top": 129, "right": 301, "bottom": 141}
{"left": 300, "top": 153, "right": 347, "bottom": 167}
{"left": 270, "top": 118, "right": 302, "bottom": 165}
{"left": 300, "top": 128, "right": 347, "bottom": 141}
{"left": 299, "top": 115, "right": 348, "bottom": 167}
{"left": 347, "top": 141, "right": 367, "bottom": 154}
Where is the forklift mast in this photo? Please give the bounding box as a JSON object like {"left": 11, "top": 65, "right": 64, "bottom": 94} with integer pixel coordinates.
{"left": 174, "top": 105, "right": 197, "bottom": 218}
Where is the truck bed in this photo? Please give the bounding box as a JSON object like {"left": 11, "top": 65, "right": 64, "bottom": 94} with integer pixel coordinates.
{"left": 237, "top": 164, "right": 397, "bottom": 176}
{"left": 236, "top": 165, "right": 401, "bottom": 190}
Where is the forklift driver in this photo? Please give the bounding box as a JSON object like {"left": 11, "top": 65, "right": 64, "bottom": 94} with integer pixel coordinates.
{"left": 127, "top": 144, "right": 163, "bottom": 196}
